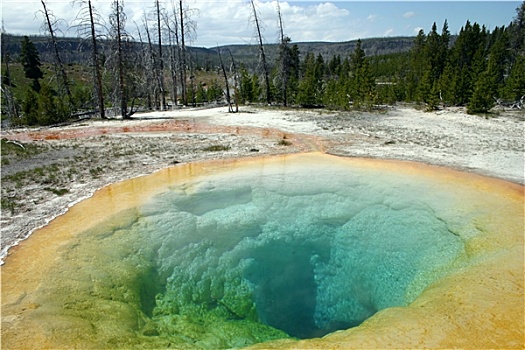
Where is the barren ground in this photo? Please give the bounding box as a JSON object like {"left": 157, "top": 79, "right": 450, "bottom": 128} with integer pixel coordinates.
{"left": 1, "top": 105, "right": 524, "bottom": 262}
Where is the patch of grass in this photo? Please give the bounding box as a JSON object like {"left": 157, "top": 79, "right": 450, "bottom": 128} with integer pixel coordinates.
{"left": 3, "top": 169, "right": 33, "bottom": 183}
{"left": 3, "top": 163, "right": 65, "bottom": 186}
{"left": 1, "top": 138, "right": 46, "bottom": 158}
{"left": 1, "top": 196, "right": 17, "bottom": 214}
{"left": 90, "top": 166, "right": 104, "bottom": 178}
{"left": 44, "top": 187, "right": 69, "bottom": 196}
{"left": 202, "top": 145, "right": 231, "bottom": 152}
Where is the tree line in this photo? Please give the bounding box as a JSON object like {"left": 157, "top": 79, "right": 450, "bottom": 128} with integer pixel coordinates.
{"left": 1, "top": 1, "right": 524, "bottom": 127}
{"left": 2, "top": 0, "right": 200, "bottom": 125}
{"left": 237, "top": 1, "right": 525, "bottom": 114}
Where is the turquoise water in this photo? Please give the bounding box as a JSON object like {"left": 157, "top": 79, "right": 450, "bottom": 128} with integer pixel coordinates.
{"left": 27, "top": 158, "right": 470, "bottom": 349}
{"left": 119, "top": 160, "right": 465, "bottom": 344}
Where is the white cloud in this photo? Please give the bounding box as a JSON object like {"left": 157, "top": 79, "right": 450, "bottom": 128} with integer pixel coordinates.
{"left": 384, "top": 28, "right": 394, "bottom": 36}
{"left": 276, "top": 2, "right": 357, "bottom": 43}
{"left": 402, "top": 11, "right": 416, "bottom": 19}
{"left": 367, "top": 14, "right": 377, "bottom": 22}
{"left": 0, "top": 0, "right": 371, "bottom": 47}
{"left": 413, "top": 26, "right": 424, "bottom": 34}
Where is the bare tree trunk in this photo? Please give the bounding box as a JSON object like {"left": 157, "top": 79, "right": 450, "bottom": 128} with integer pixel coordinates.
{"left": 250, "top": 0, "right": 271, "bottom": 105}
{"left": 143, "top": 15, "right": 161, "bottom": 109}
{"left": 179, "top": 0, "right": 187, "bottom": 106}
{"left": 218, "top": 47, "right": 232, "bottom": 112}
{"left": 156, "top": 0, "right": 166, "bottom": 110}
{"left": 134, "top": 23, "right": 153, "bottom": 110}
{"left": 277, "top": 0, "right": 289, "bottom": 107}
{"left": 1, "top": 29, "right": 19, "bottom": 120}
{"left": 41, "top": 0, "right": 72, "bottom": 102}
{"left": 88, "top": 0, "right": 105, "bottom": 118}
{"left": 165, "top": 18, "right": 178, "bottom": 107}
{"left": 168, "top": 1, "right": 181, "bottom": 107}
{"left": 113, "top": 0, "right": 128, "bottom": 118}
{"left": 228, "top": 49, "right": 239, "bottom": 112}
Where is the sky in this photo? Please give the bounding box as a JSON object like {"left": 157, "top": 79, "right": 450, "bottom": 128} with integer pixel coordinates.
{"left": 1, "top": 1, "right": 521, "bottom": 48}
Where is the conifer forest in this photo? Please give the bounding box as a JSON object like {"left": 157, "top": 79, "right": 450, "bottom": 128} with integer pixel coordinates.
{"left": 1, "top": 1, "right": 524, "bottom": 127}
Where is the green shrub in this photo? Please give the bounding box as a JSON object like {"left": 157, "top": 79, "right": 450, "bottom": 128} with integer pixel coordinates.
{"left": 202, "top": 145, "right": 231, "bottom": 152}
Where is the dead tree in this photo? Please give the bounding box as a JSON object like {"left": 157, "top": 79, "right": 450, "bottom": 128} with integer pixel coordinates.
{"left": 73, "top": 0, "right": 105, "bottom": 118}
{"left": 218, "top": 47, "right": 232, "bottom": 112}
{"left": 276, "top": 0, "right": 290, "bottom": 106}
{"left": 228, "top": 49, "right": 239, "bottom": 112}
{"left": 250, "top": 0, "right": 271, "bottom": 105}
{"left": 133, "top": 21, "right": 146, "bottom": 105}
{"left": 142, "top": 14, "right": 161, "bottom": 109}
{"left": 110, "top": 0, "right": 128, "bottom": 118}
{"left": 40, "top": 0, "right": 72, "bottom": 102}
{"left": 134, "top": 17, "right": 155, "bottom": 110}
{"left": 1, "top": 26, "right": 19, "bottom": 120}
{"left": 179, "top": 0, "right": 187, "bottom": 106}
{"left": 163, "top": 10, "right": 178, "bottom": 106}
{"left": 155, "top": 0, "right": 167, "bottom": 110}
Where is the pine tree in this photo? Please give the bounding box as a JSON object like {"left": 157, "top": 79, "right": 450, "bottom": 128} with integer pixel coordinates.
{"left": 20, "top": 36, "right": 44, "bottom": 92}
{"left": 444, "top": 21, "right": 488, "bottom": 106}
{"left": 297, "top": 52, "right": 322, "bottom": 106}
{"left": 468, "top": 70, "right": 495, "bottom": 113}
{"left": 487, "top": 27, "right": 510, "bottom": 98}
{"left": 21, "top": 88, "right": 39, "bottom": 125}
{"left": 348, "top": 39, "right": 375, "bottom": 108}
{"left": 251, "top": 74, "right": 262, "bottom": 102}
{"left": 505, "top": 54, "right": 525, "bottom": 101}
{"left": 238, "top": 65, "right": 253, "bottom": 104}
{"left": 438, "top": 62, "right": 458, "bottom": 105}
{"left": 509, "top": 2, "right": 525, "bottom": 55}
{"left": 406, "top": 30, "right": 426, "bottom": 101}
{"left": 38, "top": 83, "right": 60, "bottom": 125}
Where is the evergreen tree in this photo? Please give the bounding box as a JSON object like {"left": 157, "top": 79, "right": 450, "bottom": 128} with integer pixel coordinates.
{"left": 195, "top": 83, "right": 207, "bottom": 104}
{"left": 239, "top": 65, "right": 254, "bottom": 103}
{"left": 327, "top": 55, "right": 342, "bottom": 77}
{"left": 287, "top": 44, "right": 301, "bottom": 105}
{"left": 251, "top": 74, "right": 262, "bottom": 102}
{"left": 503, "top": 2, "right": 525, "bottom": 103}
{"left": 206, "top": 80, "right": 223, "bottom": 103}
{"left": 444, "top": 21, "right": 488, "bottom": 106}
{"left": 406, "top": 30, "right": 426, "bottom": 101}
{"left": 297, "top": 52, "right": 322, "bottom": 106}
{"left": 21, "top": 88, "right": 39, "bottom": 125}
{"left": 487, "top": 27, "right": 510, "bottom": 97}
{"left": 505, "top": 54, "right": 525, "bottom": 101}
{"left": 468, "top": 70, "right": 495, "bottom": 113}
{"left": 413, "top": 20, "right": 450, "bottom": 108}
{"left": 418, "top": 69, "right": 438, "bottom": 110}
{"left": 509, "top": 2, "right": 525, "bottom": 55}
{"left": 20, "top": 36, "right": 44, "bottom": 92}
{"left": 38, "top": 83, "right": 60, "bottom": 125}
{"left": 348, "top": 39, "right": 375, "bottom": 108}
{"left": 425, "top": 23, "right": 442, "bottom": 82}
{"left": 438, "top": 62, "right": 458, "bottom": 105}
{"left": 274, "top": 39, "right": 300, "bottom": 106}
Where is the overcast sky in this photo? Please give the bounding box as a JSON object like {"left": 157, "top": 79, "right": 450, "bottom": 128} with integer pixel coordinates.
{"left": 1, "top": 1, "right": 521, "bottom": 48}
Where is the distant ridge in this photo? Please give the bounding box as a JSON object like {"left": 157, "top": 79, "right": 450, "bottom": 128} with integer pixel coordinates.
{"left": 1, "top": 33, "right": 415, "bottom": 69}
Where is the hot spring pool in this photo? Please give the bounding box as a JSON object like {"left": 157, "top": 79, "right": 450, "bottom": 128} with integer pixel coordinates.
{"left": 1, "top": 153, "right": 523, "bottom": 349}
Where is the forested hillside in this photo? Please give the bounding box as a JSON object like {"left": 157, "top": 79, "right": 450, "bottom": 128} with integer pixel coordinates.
{"left": 1, "top": 1, "right": 524, "bottom": 127}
